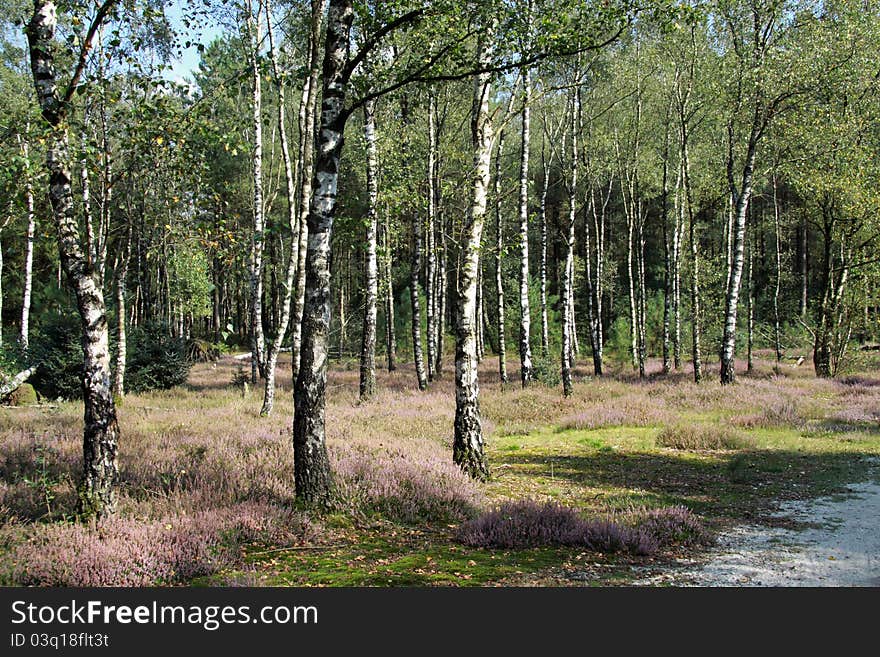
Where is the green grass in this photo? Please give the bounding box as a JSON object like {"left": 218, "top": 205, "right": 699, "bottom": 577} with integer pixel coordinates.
{"left": 195, "top": 530, "right": 574, "bottom": 587}
{"left": 487, "top": 423, "right": 880, "bottom": 523}
{"left": 218, "top": 417, "right": 880, "bottom": 586}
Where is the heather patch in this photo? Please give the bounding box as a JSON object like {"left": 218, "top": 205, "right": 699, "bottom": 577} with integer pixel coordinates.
{"left": 455, "top": 500, "right": 712, "bottom": 555}
{"left": 656, "top": 424, "right": 756, "bottom": 451}
{"left": 331, "top": 441, "right": 482, "bottom": 523}
{"left": 3, "top": 503, "right": 312, "bottom": 586}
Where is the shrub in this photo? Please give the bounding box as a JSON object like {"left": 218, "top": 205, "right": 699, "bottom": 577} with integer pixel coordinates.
{"left": 627, "top": 506, "right": 714, "bottom": 547}
{"left": 331, "top": 443, "right": 482, "bottom": 523}
{"left": 532, "top": 353, "right": 561, "bottom": 388}
{"left": 30, "top": 314, "right": 83, "bottom": 400}
{"left": 4, "top": 383, "right": 37, "bottom": 406}
{"left": 456, "top": 500, "right": 713, "bottom": 556}
{"left": 125, "top": 323, "right": 192, "bottom": 393}
{"left": 730, "top": 400, "right": 807, "bottom": 429}
{"left": 3, "top": 503, "right": 312, "bottom": 586}
{"left": 656, "top": 423, "right": 755, "bottom": 450}
{"left": 455, "top": 500, "right": 657, "bottom": 555}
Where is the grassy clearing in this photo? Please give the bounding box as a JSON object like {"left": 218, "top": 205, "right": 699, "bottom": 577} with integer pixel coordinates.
{"left": 2, "top": 351, "right": 879, "bottom": 586}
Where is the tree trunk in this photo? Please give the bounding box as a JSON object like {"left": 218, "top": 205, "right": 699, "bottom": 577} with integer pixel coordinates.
{"left": 453, "top": 33, "right": 493, "bottom": 481}
{"left": 426, "top": 89, "right": 438, "bottom": 382}
{"left": 800, "top": 214, "right": 808, "bottom": 320}
{"left": 661, "top": 116, "right": 673, "bottom": 376}
{"left": 359, "top": 99, "right": 379, "bottom": 400}
{"left": 476, "top": 260, "right": 486, "bottom": 361}
{"left": 636, "top": 202, "right": 647, "bottom": 379}
{"left": 813, "top": 205, "right": 835, "bottom": 378}
{"left": 561, "top": 88, "right": 579, "bottom": 398}
{"left": 772, "top": 176, "right": 782, "bottom": 370}
{"left": 494, "top": 129, "right": 508, "bottom": 383}
{"left": 0, "top": 365, "right": 39, "bottom": 399}
{"left": 112, "top": 230, "right": 130, "bottom": 399}
{"left": 401, "top": 97, "right": 428, "bottom": 391}
{"left": 19, "top": 132, "right": 36, "bottom": 351}
{"left": 261, "top": 2, "right": 303, "bottom": 416}
{"left": 746, "top": 215, "right": 754, "bottom": 373}
{"left": 435, "top": 185, "right": 447, "bottom": 378}
{"left": 27, "top": 0, "right": 120, "bottom": 519}
{"left": 539, "top": 136, "right": 550, "bottom": 359}
{"left": 588, "top": 175, "right": 610, "bottom": 376}
{"left": 248, "top": 2, "right": 267, "bottom": 384}
{"left": 292, "top": 0, "right": 353, "bottom": 506}
{"left": 290, "top": 0, "right": 323, "bottom": 388}
{"left": 720, "top": 130, "right": 759, "bottom": 385}
{"left": 518, "top": 67, "right": 533, "bottom": 387}
{"left": 383, "top": 215, "right": 397, "bottom": 372}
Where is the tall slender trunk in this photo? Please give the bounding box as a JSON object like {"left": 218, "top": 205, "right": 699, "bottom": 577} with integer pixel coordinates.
{"left": 261, "top": 1, "right": 303, "bottom": 416}
{"left": 340, "top": 270, "right": 347, "bottom": 356}
{"left": 561, "top": 88, "right": 579, "bottom": 397}
{"left": 27, "top": 0, "right": 120, "bottom": 519}
{"left": 813, "top": 204, "right": 836, "bottom": 378}
{"left": 587, "top": 175, "right": 609, "bottom": 376}
{"left": 290, "top": 0, "right": 323, "bottom": 388}
{"left": 435, "top": 184, "right": 447, "bottom": 378}
{"left": 0, "top": 225, "right": 4, "bottom": 347}
{"left": 292, "top": 0, "right": 353, "bottom": 506}
{"left": 673, "top": 193, "right": 683, "bottom": 370}
{"left": 720, "top": 127, "right": 759, "bottom": 385}
{"left": 494, "top": 129, "right": 508, "bottom": 383}
{"left": 401, "top": 98, "right": 428, "bottom": 390}
{"left": 454, "top": 32, "right": 494, "bottom": 481}
{"left": 426, "top": 89, "right": 438, "bottom": 382}
{"left": 636, "top": 201, "right": 647, "bottom": 379}
{"left": 19, "top": 132, "right": 36, "bottom": 351}
{"left": 661, "top": 113, "right": 673, "bottom": 376}
{"left": 411, "top": 216, "right": 428, "bottom": 387}
{"left": 772, "top": 176, "right": 782, "bottom": 369}
{"left": 800, "top": 214, "right": 808, "bottom": 319}
{"left": 383, "top": 215, "right": 397, "bottom": 371}
{"left": 476, "top": 260, "right": 486, "bottom": 361}
{"left": 539, "top": 136, "right": 550, "bottom": 359}
{"left": 248, "top": 2, "right": 266, "bottom": 384}
{"left": 112, "top": 228, "right": 131, "bottom": 399}
{"left": 359, "top": 100, "right": 380, "bottom": 400}
{"left": 517, "top": 67, "right": 533, "bottom": 386}
{"left": 746, "top": 215, "right": 754, "bottom": 373}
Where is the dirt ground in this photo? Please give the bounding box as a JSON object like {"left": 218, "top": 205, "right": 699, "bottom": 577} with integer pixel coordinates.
{"left": 636, "top": 460, "right": 880, "bottom": 587}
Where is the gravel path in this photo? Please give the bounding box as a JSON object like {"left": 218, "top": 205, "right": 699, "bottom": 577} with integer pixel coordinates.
{"left": 638, "top": 477, "right": 880, "bottom": 587}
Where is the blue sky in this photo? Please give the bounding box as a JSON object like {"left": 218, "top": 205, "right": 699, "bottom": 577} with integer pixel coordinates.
{"left": 162, "top": 2, "right": 224, "bottom": 83}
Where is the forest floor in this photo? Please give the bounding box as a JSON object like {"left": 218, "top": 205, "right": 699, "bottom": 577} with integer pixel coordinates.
{"left": 634, "top": 474, "right": 880, "bottom": 586}
{"left": 1, "top": 349, "right": 879, "bottom": 586}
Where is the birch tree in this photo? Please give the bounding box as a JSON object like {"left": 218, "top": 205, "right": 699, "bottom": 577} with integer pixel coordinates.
{"left": 25, "top": 0, "right": 121, "bottom": 519}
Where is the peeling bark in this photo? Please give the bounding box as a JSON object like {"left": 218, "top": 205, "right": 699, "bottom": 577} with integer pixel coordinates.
{"left": 291, "top": 0, "right": 323, "bottom": 388}
{"left": 517, "top": 67, "right": 533, "bottom": 387}
{"left": 359, "top": 99, "right": 379, "bottom": 400}
{"left": 453, "top": 33, "right": 493, "bottom": 481}
{"left": 292, "top": 0, "right": 352, "bottom": 505}
{"left": 19, "top": 132, "right": 36, "bottom": 351}
{"left": 248, "top": 2, "right": 267, "bottom": 384}
{"left": 494, "top": 128, "right": 507, "bottom": 384}
{"left": 26, "top": 0, "right": 120, "bottom": 519}
{"left": 261, "top": 0, "right": 303, "bottom": 416}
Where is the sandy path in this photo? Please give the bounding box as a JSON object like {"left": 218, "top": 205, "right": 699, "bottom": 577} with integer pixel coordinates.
{"left": 638, "top": 477, "right": 880, "bottom": 587}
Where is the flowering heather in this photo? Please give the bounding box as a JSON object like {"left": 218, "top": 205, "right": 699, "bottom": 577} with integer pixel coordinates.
{"left": 457, "top": 500, "right": 713, "bottom": 556}
{"left": 557, "top": 394, "right": 671, "bottom": 431}
{"left": 456, "top": 500, "right": 658, "bottom": 555}
{"left": 3, "top": 503, "right": 312, "bottom": 586}
{"left": 625, "top": 506, "right": 715, "bottom": 548}
{"left": 656, "top": 424, "right": 755, "bottom": 451}
{"left": 331, "top": 441, "right": 482, "bottom": 523}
